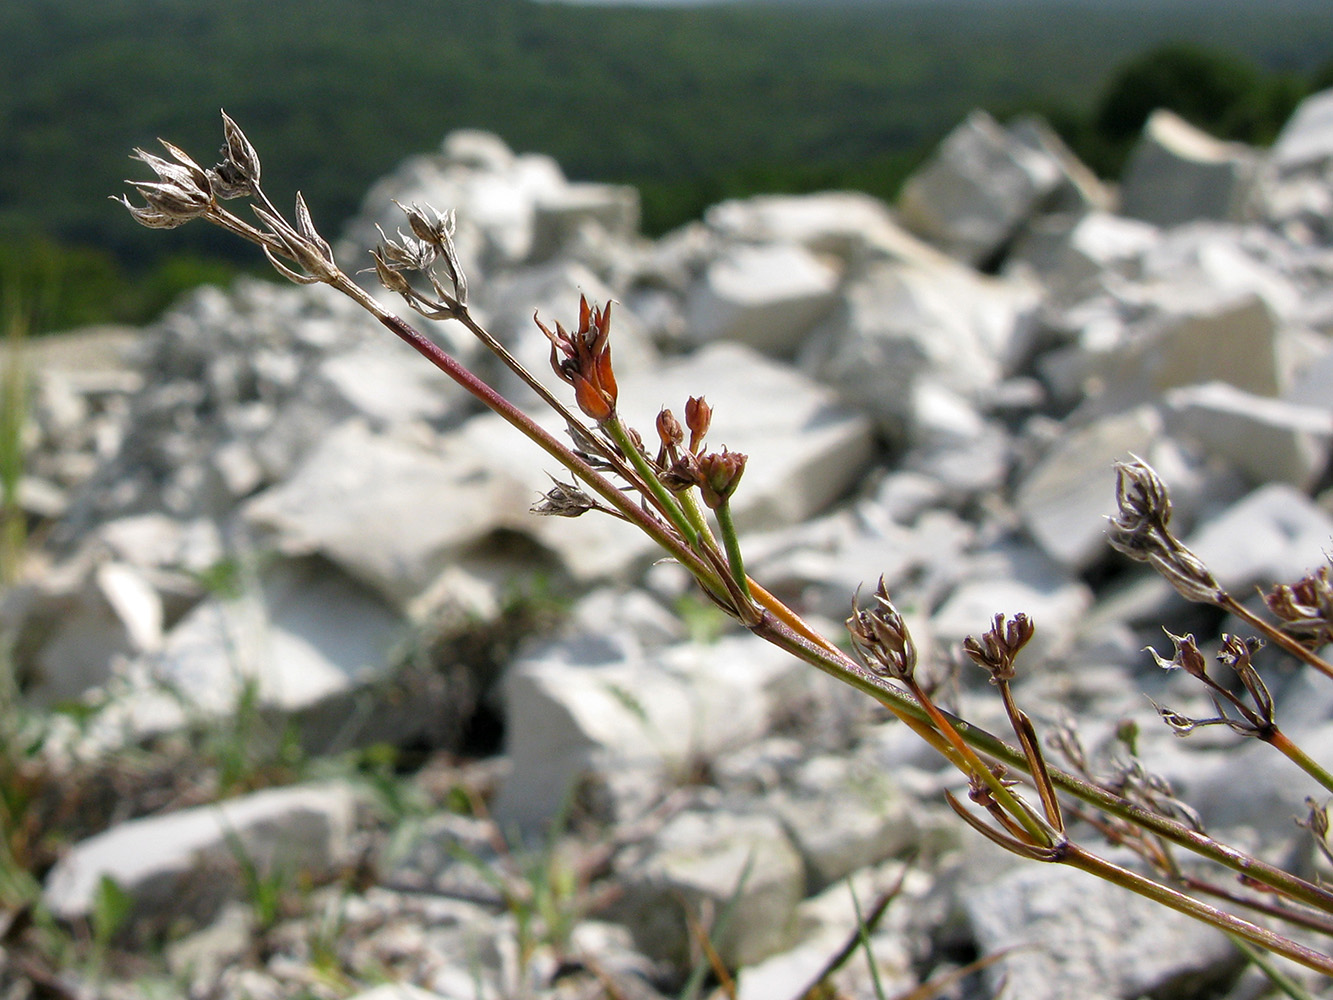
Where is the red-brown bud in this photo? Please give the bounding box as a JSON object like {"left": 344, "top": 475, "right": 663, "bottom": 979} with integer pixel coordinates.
{"left": 696, "top": 448, "right": 746, "bottom": 509}
{"left": 684, "top": 396, "right": 712, "bottom": 453}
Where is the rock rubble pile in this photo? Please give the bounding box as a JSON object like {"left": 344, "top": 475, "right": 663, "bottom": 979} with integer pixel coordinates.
{"left": 6, "top": 93, "right": 1333, "bottom": 998}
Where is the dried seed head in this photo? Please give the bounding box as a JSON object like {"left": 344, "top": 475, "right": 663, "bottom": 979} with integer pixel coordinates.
{"left": 661, "top": 449, "right": 702, "bottom": 494}
{"left": 1266, "top": 564, "right": 1333, "bottom": 646}
{"left": 696, "top": 448, "right": 746, "bottom": 510}
{"left": 963, "top": 612, "right": 1035, "bottom": 683}
{"left": 536, "top": 297, "right": 618, "bottom": 423}
{"left": 1108, "top": 455, "right": 1172, "bottom": 544}
{"left": 118, "top": 142, "right": 215, "bottom": 227}
{"left": 1217, "top": 633, "right": 1274, "bottom": 727}
{"left": 1107, "top": 457, "right": 1222, "bottom": 605}
{"left": 254, "top": 193, "right": 339, "bottom": 285}
{"left": 847, "top": 577, "right": 918, "bottom": 680}
{"left": 1145, "top": 629, "right": 1209, "bottom": 680}
{"left": 209, "top": 110, "right": 261, "bottom": 199}
{"left": 531, "top": 477, "right": 598, "bottom": 518}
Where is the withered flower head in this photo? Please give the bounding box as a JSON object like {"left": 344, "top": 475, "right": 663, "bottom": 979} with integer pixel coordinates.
{"left": 1145, "top": 629, "right": 1209, "bottom": 680}
{"left": 696, "top": 448, "right": 747, "bottom": 510}
{"left": 117, "top": 140, "right": 215, "bottom": 228}
{"left": 531, "top": 477, "right": 598, "bottom": 518}
{"left": 657, "top": 408, "right": 684, "bottom": 451}
{"left": 209, "top": 110, "right": 261, "bottom": 199}
{"left": 1266, "top": 565, "right": 1333, "bottom": 646}
{"left": 963, "top": 612, "right": 1035, "bottom": 683}
{"left": 253, "top": 192, "right": 338, "bottom": 285}
{"left": 1107, "top": 457, "right": 1222, "bottom": 605}
{"left": 847, "top": 577, "right": 918, "bottom": 680}
{"left": 1108, "top": 455, "right": 1172, "bottom": 546}
{"left": 535, "top": 297, "right": 618, "bottom": 423}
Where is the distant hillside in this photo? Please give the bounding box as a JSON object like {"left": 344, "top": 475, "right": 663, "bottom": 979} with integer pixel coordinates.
{"left": 1, "top": 0, "right": 1331, "bottom": 326}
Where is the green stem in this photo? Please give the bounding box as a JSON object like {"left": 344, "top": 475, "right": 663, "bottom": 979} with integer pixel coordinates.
{"left": 750, "top": 612, "right": 1333, "bottom": 915}
{"left": 1063, "top": 844, "right": 1333, "bottom": 977}
{"left": 713, "top": 500, "right": 752, "bottom": 602}
{"left": 1270, "top": 729, "right": 1333, "bottom": 798}
{"left": 603, "top": 415, "right": 699, "bottom": 547}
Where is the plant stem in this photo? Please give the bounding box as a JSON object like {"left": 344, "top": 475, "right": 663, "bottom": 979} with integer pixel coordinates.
{"left": 1223, "top": 595, "right": 1333, "bottom": 682}
{"left": 1269, "top": 729, "right": 1333, "bottom": 798}
{"left": 603, "top": 415, "right": 699, "bottom": 547}
{"left": 751, "top": 611, "right": 1333, "bottom": 915}
{"left": 713, "top": 500, "right": 752, "bottom": 602}
{"left": 1063, "top": 844, "right": 1333, "bottom": 977}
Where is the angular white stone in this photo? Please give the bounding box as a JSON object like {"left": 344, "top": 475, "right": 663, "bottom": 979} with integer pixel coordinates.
{"left": 803, "top": 258, "right": 1035, "bottom": 440}
{"left": 495, "top": 633, "right": 810, "bottom": 829}
{"left": 684, "top": 243, "right": 839, "bottom": 357}
{"left": 243, "top": 420, "right": 520, "bottom": 608}
{"left": 964, "top": 864, "right": 1235, "bottom": 1000}
{"left": 1269, "top": 87, "right": 1333, "bottom": 173}
{"left": 1164, "top": 381, "right": 1333, "bottom": 488}
{"left": 897, "top": 109, "right": 1063, "bottom": 265}
{"left": 614, "top": 808, "right": 805, "bottom": 968}
{"left": 704, "top": 190, "right": 941, "bottom": 267}
{"left": 1120, "top": 110, "right": 1257, "bottom": 227}
{"left": 1016, "top": 407, "right": 1162, "bottom": 572}
{"left": 43, "top": 783, "right": 356, "bottom": 933}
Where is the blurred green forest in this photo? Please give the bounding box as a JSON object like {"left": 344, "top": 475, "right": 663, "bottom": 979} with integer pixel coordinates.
{"left": 2, "top": 0, "right": 1332, "bottom": 332}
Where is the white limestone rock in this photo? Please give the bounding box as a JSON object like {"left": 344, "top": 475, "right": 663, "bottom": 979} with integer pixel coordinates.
{"left": 1120, "top": 110, "right": 1258, "bottom": 227}
{"left": 1269, "top": 87, "right": 1333, "bottom": 174}
{"left": 683, "top": 242, "right": 839, "bottom": 357}
{"left": 770, "top": 753, "right": 917, "bottom": 892}
{"left": 1087, "top": 292, "right": 1298, "bottom": 414}
{"left": 530, "top": 181, "right": 641, "bottom": 262}
{"left": 495, "top": 632, "right": 817, "bottom": 829}
{"left": 703, "top": 190, "right": 944, "bottom": 269}
{"left": 243, "top": 419, "right": 523, "bottom": 609}
{"left": 24, "top": 560, "right": 164, "bottom": 707}
{"left": 1007, "top": 210, "right": 1159, "bottom": 301}
{"left": 962, "top": 863, "right": 1237, "bottom": 1000}
{"left": 83, "top": 555, "right": 410, "bottom": 751}
{"left": 1163, "top": 381, "right": 1333, "bottom": 489}
{"left": 1015, "top": 406, "right": 1163, "bottom": 572}
{"left": 897, "top": 109, "right": 1063, "bottom": 265}
{"left": 801, "top": 258, "right": 1036, "bottom": 441}
{"left": 1006, "top": 114, "right": 1114, "bottom": 215}
{"left": 43, "top": 782, "right": 357, "bottom": 937}
{"left": 613, "top": 807, "right": 805, "bottom": 968}
{"left": 311, "top": 341, "right": 464, "bottom": 430}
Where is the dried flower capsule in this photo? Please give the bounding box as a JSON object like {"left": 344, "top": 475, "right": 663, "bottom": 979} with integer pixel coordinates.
{"left": 963, "top": 612, "right": 1035, "bottom": 683}
{"left": 531, "top": 477, "right": 599, "bottom": 518}
{"left": 1107, "top": 458, "right": 1222, "bottom": 605}
{"left": 1266, "top": 565, "right": 1333, "bottom": 646}
{"left": 847, "top": 577, "right": 918, "bottom": 680}
{"left": 254, "top": 192, "right": 339, "bottom": 285}
{"left": 535, "top": 297, "right": 618, "bottom": 423}
{"left": 118, "top": 141, "right": 215, "bottom": 227}
{"left": 1145, "top": 629, "right": 1209, "bottom": 680}
{"left": 209, "top": 110, "right": 261, "bottom": 199}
